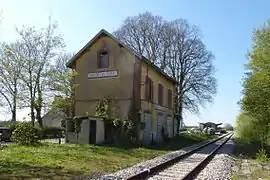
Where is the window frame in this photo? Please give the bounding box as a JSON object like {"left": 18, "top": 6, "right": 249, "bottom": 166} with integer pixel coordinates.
{"left": 97, "top": 51, "right": 109, "bottom": 69}
{"left": 158, "top": 83, "right": 164, "bottom": 106}
{"left": 145, "top": 77, "right": 154, "bottom": 102}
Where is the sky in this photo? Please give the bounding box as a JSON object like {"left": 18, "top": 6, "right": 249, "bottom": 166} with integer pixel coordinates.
{"left": 0, "top": 0, "right": 269, "bottom": 126}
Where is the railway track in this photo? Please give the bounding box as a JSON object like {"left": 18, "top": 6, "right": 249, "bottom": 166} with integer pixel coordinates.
{"left": 127, "top": 133, "right": 233, "bottom": 180}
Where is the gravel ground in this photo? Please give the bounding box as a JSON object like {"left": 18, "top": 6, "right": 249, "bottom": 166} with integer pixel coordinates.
{"left": 195, "top": 136, "right": 235, "bottom": 180}
{"left": 147, "top": 136, "right": 229, "bottom": 180}
{"left": 92, "top": 135, "right": 227, "bottom": 180}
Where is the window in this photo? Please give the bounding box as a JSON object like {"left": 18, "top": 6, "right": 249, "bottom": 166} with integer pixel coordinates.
{"left": 158, "top": 83, "right": 164, "bottom": 106}
{"left": 98, "top": 51, "right": 109, "bottom": 68}
{"left": 145, "top": 77, "right": 153, "bottom": 102}
{"left": 168, "top": 89, "right": 172, "bottom": 109}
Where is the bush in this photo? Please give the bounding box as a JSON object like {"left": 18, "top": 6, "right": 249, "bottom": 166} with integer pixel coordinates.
{"left": 256, "top": 148, "right": 269, "bottom": 163}
{"left": 40, "top": 126, "right": 65, "bottom": 139}
{"left": 12, "top": 122, "right": 38, "bottom": 145}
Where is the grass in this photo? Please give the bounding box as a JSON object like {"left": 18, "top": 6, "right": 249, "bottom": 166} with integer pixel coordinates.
{"left": 233, "top": 137, "right": 270, "bottom": 159}
{"left": 0, "top": 133, "right": 216, "bottom": 179}
{"left": 232, "top": 159, "right": 270, "bottom": 180}
{"left": 232, "top": 137, "right": 270, "bottom": 180}
{"left": 145, "top": 133, "right": 217, "bottom": 151}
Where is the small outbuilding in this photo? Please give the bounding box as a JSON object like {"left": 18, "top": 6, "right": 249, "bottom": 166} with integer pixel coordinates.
{"left": 66, "top": 116, "right": 105, "bottom": 144}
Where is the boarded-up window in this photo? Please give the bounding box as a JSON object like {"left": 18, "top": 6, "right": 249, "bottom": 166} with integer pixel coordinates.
{"left": 145, "top": 77, "right": 153, "bottom": 102}
{"left": 168, "top": 89, "right": 172, "bottom": 108}
{"left": 158, "top": 83, "right": 164, "bottom": 106}
{"left": 98, "top": 51, "right": 109, "bottom": 68}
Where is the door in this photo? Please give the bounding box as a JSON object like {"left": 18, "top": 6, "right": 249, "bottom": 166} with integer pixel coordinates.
{"left": 174, "top": 118, "right": 178, "bottom": 135}
{"left": 167, "top": 116, "right": 173, "bottom": 138}
{"left": 89, "top": 120, "right": 96, "bottom": 144}
{"left": 157, "top": 113, "right": 165, "bottom": 141}
{"left": 142, "top": 113, "right": 152, "bottom": 144}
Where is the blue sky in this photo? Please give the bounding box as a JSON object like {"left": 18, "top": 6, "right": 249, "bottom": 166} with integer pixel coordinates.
{"left": 0, "top": 0, "right": 269, "bottom": 126}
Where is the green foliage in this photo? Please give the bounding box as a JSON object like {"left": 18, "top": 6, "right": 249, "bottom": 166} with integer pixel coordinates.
{"left": 236, "top": 112, "right": 260, "bottom": 142}
{"left": 40, "top": 126, "right": 65, "bottom": 139}
{"left": 0, "top": 43, "right": 24, "bottom": 121}
{"left": 95, "top": 99, "right": 109, "bottom": 118}
{"left": 239, "top": 20, "right": 270, "bottom": 145}
{"left": 72, "top": 118, "right": 84, "bottom": 134}
{"left": 256, "top": 148, "right": 269, "bottom": 163}
{"left": 48, "top": 54, "right": 78, "bottom": 118}
{"left": 122, "top": 102, "right": 138, "bottom": 141}
{"left": 12, "top": 122, "right": 38, "bottom": 145}
{"left": 50, "top": 96, "right": 73, "bottom": 117}
{"left": 95, "top": 98, "right": 137, "bottom": 141}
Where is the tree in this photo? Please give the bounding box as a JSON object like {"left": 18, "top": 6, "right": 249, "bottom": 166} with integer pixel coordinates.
{"left": 239, "top": 20, "right": 270, "bottom": 146}
{"left": 48, "top": 53, "right": 77, "bottom": 118}
{"left": 114, "top": 12, "right": 166, "bottom": 68}
{"left": 223, "top": 123, "right": 234, "bottom": 131}
{"left": 16, "top": 19, "right": 64, "bottom": 127}
{"left": 236, "top": 111, "right": 260, "bottom": 142}
{"left": 114, "top": 12, "right": 217, "bottom": 133}
{"left": 166, "top": 19, "right": 216, "bottom": 133}
{"left": 0, "top": 42, "right": 24, "bottom": 121}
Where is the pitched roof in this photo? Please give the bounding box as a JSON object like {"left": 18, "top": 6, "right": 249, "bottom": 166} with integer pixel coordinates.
{"left": 199, "top": 122, "right": 223, "bottom": 126}
{"left": 66, "top": 29, "right": 177, "bottom": 84}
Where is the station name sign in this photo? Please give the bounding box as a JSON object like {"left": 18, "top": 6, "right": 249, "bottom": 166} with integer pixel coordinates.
{"left": 88, "top": 70, "right": 118, "bottom": 79}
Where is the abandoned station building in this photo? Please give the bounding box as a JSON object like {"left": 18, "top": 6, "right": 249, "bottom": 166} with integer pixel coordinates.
{"left": 66, "top": 29, "right": 178, "bottom": 144}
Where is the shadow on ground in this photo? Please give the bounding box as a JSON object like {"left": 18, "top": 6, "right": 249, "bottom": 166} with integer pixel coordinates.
{"left": 0, "top": 161, "right": 89, "bottom": 180}
{"left": 233, "top": 137, "right": 270, "bottom": 159}
{"left": 99, "top": 133, "right": 216, "bottom": 151}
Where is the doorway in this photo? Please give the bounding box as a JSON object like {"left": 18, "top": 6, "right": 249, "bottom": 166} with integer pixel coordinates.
{"left": 89, "top": 120, "right": 96, "bottom": 144}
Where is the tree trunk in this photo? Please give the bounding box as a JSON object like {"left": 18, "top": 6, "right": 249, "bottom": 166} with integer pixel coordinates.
{"left": 30, "top": 102, "right": 35, "bottom": 126}
{"left": 30, "top": 86, "right": 35, "bottom": 126}
{"left": 35, "top": 106, "right": 43, "bottom": 128}
{"left": 35, "top": 79, "right": 43, "bottom": 128}
{"left": 11, "top": 89, "right": 17, "bottom": 122}
{"left": 11, "top": 109, "right": 16, "bottom": 122}
{"left": 176, "top": 92, "right": 183, "bottom": 135}
{"left": 177, "top": 102, "right": 183, "bottom": 134}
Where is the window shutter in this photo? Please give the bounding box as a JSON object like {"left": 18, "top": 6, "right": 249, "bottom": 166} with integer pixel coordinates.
{"left": 161, "top": 85, "right": 164, "bottom": 105}
{"left": 150, "top": 79, "right": 154, "bottom": 102}
{"left": 158, "top": 84, "right": 163, "bottom": 105}
{"left": 168, "top": 89, "right": 172, "bottom": 108}
{"left": 145, "top": 76, "right": 149, "bottom": 101}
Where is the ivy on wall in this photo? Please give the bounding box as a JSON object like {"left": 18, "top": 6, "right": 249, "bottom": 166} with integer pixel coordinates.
{"left": 71, "top": 116, "right": 87, "bottom": 143}
{"left": 95, "top": 97, "right": 122, "bottom": 126}
{"left": 94, "top": 97, "right": 140, "bottom": 140}
{"left": 122, "top": 100, "right": 139, "bottom": 141}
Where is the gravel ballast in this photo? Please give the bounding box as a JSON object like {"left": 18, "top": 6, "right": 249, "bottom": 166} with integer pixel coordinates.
{"left": 92, "top": 136, "right": 226, "bottom": 180}
{"left": 147, "top": 136, "right": 230, "bottom": 180}
{"left": 195, "top": 137, "right": 235, "bottom": 180}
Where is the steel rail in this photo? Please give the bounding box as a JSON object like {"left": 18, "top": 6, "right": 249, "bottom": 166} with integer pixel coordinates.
{"left": 181, "top": 133, "right": 233, "bottom": 180}
{"left": 126, "top": 133, "right": 232, "bottom": 180}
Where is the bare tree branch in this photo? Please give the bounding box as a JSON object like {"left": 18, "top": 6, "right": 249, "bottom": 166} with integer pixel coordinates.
{"left": 0, "top": 42, "right": 24, "bottom": 121}
{"left": 114, "top": 12, "right": 217, "bottom": 133}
